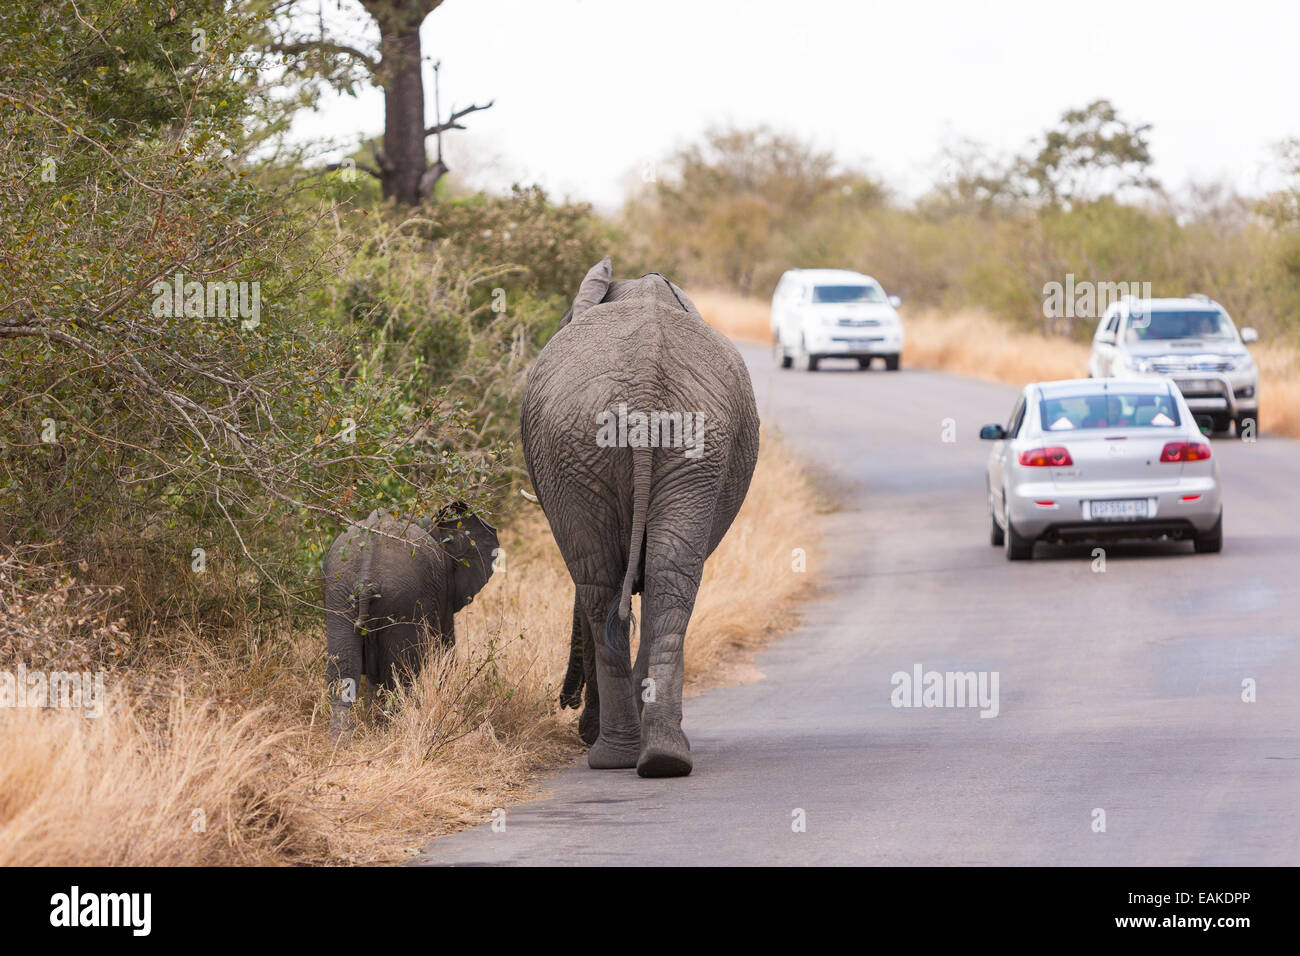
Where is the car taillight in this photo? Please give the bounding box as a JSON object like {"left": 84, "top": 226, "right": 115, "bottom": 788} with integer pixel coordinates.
{"left": 1160, "top": 441, "right": 1213, "bottom": 462}
{"left": 1018, "top": 446, "right": 1072, "bottom": 467}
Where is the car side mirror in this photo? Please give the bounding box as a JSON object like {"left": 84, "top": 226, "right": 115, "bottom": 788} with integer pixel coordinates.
{"left": 888, "top": 295, "right": 902, "bottom": 309}
{"left": 979, "top": 424, "right": 1007, "bottom": 440}
{"left": 1240, "top": 327, "right": 1259, "bottom": 343}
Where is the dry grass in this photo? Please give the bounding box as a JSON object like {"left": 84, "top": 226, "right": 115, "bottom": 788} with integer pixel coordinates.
{"left": 903, "top": 307, "right": 1094, "bottom": 382}
{"left": 1252, "top": 344, "right": 1300, "bottom": 439}
{"left": 0, "top": 427, "right": 818, "bottom": 865}
{"left": 693, "top": 289, "right": 1300, "bottom": 439}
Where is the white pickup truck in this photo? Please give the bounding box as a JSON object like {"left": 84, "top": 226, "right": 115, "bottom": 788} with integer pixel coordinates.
{"left": 770, "top": 269, "right": 904, "bottom": 372}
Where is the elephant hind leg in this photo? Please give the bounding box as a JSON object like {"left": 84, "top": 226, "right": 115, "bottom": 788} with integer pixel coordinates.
{"left": 636, "top": 538, "right": 705, "bottom": 778}
{"left": 370, "top": 620, "right": 430, "bottom": 698}
{"left": 637, "top": 613, "right": 692, "bottom": 778}
{"left": 572, "top": 596, "right": 602, "bottom": 746}
{"left": 556, "top": 591, "right": 601, "bottom": 746}
{"left": 326, "top": 608, "right": 363, "bottom": 738}
{"left": 580, "top": 584, "right": 640, "bottom": 769}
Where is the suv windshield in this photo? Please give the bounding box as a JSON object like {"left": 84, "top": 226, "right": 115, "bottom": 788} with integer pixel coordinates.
{"left": 1126, "top": 309, "right": 1234, "bottom": 342}
{"left": 1040, "top": 392, "right": 1182, "bottom": 431}
{"left": 812, "top": 285, "right": 884, "bottom": 304}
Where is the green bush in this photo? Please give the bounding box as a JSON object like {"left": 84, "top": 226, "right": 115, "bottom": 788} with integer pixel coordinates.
{"left": 0, "top": 1, "right": 501, "bottom": 644}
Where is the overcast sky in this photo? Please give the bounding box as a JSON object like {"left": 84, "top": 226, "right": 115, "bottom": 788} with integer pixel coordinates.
{"left": 289, "top": 0, "right": 1300, "bottom": 210}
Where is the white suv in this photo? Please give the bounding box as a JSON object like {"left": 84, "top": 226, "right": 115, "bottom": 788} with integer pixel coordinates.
{"left": 771, "top": 269, "right": 904, "bottom": 371}
{"left": 1089, "top": 296, "right": 1260, "bottom": 438}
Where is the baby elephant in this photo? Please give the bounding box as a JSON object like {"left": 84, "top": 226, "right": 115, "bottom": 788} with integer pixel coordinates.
{"left": 322, "top": 502, "right": 498, "bottom": 734}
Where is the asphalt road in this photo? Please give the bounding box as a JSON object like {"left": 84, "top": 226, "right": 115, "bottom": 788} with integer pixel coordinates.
{"left": 420, "top": 344, "right": 1300, "bottom": 865}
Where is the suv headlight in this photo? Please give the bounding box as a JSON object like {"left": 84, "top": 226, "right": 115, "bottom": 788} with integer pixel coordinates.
{"left": 1123, "top": 355, "right": 1153, "bottom": 373}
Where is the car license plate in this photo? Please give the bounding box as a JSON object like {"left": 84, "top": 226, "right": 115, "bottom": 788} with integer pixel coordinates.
{"left": 1090, "top": 498, "right": 1148, "bottom": 520}
{"left": 1177, "top": 379, "right": 1216, "bottom": 394}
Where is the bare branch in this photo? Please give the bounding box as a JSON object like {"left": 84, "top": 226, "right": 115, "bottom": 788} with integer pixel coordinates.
{"left": 425, "top": 100, "right": 494, "bottom": 137}
{"left": 326, "top": 161, "right": 382, "bottom": 180}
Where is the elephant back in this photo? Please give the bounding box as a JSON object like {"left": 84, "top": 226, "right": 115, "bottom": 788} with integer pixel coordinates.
{"left": 326, "top": 512, "right": 440, "bottom": 611}
{"left": 525, "top": 277, "right": 756, "bottom": 436}
{"left": 520, "top": 275, "right": 759, "bottom": 573}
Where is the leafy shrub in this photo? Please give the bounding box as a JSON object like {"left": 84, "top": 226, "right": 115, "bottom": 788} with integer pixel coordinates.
{"left": 0, "top": 0, "right": 495, "bottom": 646}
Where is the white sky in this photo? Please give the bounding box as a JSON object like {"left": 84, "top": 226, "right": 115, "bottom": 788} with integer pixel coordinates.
{"left": 289, "top": 0, "right": 1300, "bottom": 210}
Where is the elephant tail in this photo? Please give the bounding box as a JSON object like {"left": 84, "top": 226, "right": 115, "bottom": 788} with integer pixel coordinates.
{"left": 354, "top": 581, "right": 374, "bottom": 632}
{"left": 351, "top": 532, "right": 378, "bottom": 674}
{"left": 618, "top": 446, "right": 651, "bottom": 622}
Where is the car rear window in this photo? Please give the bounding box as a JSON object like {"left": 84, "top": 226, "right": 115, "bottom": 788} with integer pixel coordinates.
{"left": 1039, "top": 392, "right": 1181, "bottom": 431}
{"left": 811, "top": 285, "right": 884, "bottom": 304}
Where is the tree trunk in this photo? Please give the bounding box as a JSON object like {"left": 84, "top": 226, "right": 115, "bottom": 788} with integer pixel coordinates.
{"left": 377, "top": 24, "right": 427, "bottom": 206}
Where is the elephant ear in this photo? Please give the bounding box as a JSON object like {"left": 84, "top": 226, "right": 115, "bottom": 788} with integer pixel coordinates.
{"left": 665, "top": 278, "right": 700, "bottom": 316}
{"left": 434, "top": 503, "right": 499, "bottom": 612}
{"left": 559, "top": 256, "right": 612, "bottom": 328}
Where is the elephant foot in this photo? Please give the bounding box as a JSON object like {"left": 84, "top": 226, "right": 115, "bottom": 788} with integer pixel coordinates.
{"left": 577, "top": 704, "right": 600, "bottom": 746}
{"left": 587, "top": 733, "right": 639, "bottom": 770}
{"left": 636, "top": 719, "right": 691, "bottom": 778}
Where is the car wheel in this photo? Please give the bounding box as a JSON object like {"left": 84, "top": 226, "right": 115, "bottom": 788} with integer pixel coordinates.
{"left": 884, "top": 353, "right": 900, "bottom": 371}
{"left": 796, "top": 338, "right": 819, "bottom": 372}
{"left": 1235, "top": 415, "right": 1256, "bottom": 440}
{"left": 773, "top": 339, "right": 792, "bottom": 369}
{"left": 990, "top": 512, "right": 1005, "bottom": 547}
{"left": 1004, "top": 514, "right": 1034, "bottom": 561}
{"left": 856, "top": 357, "right": 872, "bottom": 370}
{"left": 1194, "top": 513, "right": 1223, "bottom": 553}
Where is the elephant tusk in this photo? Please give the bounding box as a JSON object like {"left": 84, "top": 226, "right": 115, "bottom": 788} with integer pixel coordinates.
{"left": 519, "top": 489, "right": 539, "bottom": 503}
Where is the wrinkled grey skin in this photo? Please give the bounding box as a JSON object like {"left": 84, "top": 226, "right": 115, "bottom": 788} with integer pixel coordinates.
{"left": 522, "top": 258, "right": 760, "bottom": 777}
{"left": 322, "top": 503, "right": 497, "bottom": 735}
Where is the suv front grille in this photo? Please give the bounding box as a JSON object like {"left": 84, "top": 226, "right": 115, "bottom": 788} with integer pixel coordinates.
{"left": 1152, "top": 360, "right": 1232, "bottom": 373}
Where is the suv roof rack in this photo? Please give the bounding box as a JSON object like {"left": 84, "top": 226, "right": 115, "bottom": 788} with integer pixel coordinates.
{"left": 1187, "top": 293, "right": 1212, "bottom": 303}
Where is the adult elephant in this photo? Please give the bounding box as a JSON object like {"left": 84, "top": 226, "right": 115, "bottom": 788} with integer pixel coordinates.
{"left": 322, "top": 503, "right": 497, "bottom": 735}
{"left": 522, "top": 258, "right": 759, "bottom": 777}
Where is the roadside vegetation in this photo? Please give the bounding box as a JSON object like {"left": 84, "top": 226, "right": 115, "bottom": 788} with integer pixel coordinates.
{"left": 622, "top": 113, "right": 1300, "bottom": 345}
{"left": 622, "top": 113, "right": 1300, "bottom": 438}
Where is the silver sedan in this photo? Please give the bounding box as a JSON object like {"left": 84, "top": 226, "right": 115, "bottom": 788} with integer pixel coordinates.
{"left": 980, "top": 378, "right": 1223, "bottom": 560}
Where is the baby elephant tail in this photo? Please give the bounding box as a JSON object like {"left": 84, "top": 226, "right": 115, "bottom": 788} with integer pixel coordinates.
{"left": 353, "top": 581, "right": 374, "bottom": 632}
